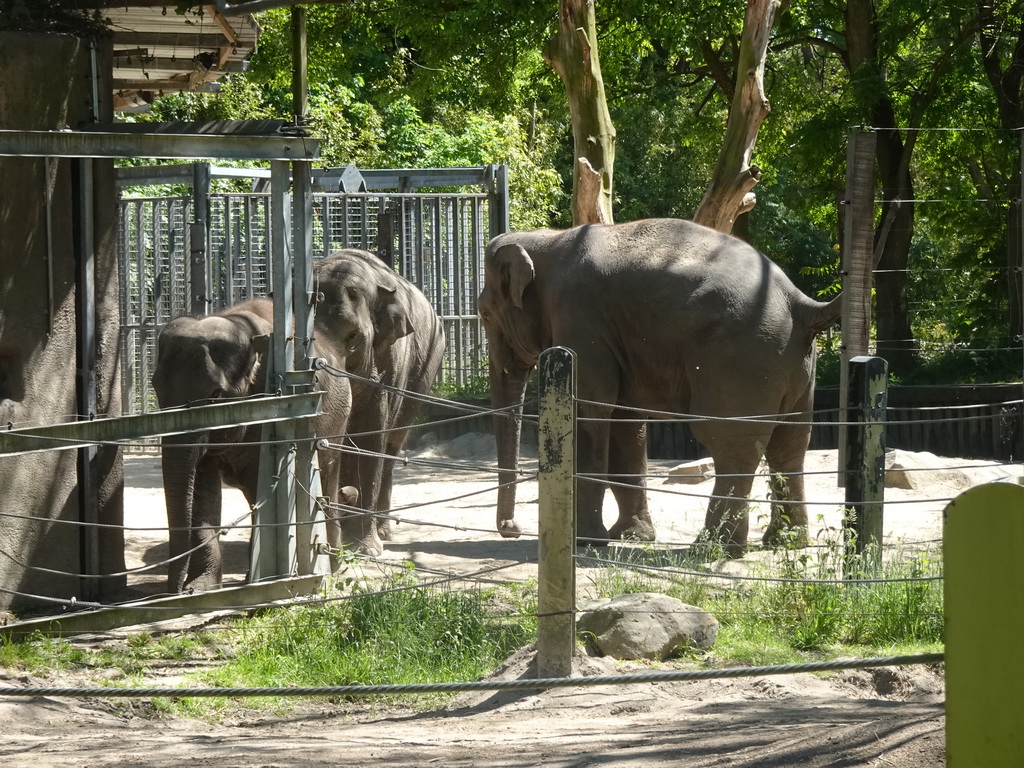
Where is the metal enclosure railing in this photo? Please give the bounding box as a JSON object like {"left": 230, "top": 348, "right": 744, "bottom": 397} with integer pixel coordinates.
{"left": 116, "top": 164, "right": 509, "bottom": 418}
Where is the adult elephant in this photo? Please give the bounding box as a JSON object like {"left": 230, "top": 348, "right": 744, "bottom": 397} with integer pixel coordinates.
{"left": 313, "top": 249, "right": 445, "bottom": 555}
{"left": 152, "top": 299, "right": 357, "bottom": 593}
{"left": 478, "top": 218, "right": 842, "bottom": 556}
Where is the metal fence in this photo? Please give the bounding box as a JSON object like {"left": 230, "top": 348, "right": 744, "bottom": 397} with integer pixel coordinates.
{"left": 116, "top": 164, "right": 508, "bottom": 418}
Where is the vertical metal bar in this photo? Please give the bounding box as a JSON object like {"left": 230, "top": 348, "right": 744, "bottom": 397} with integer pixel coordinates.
{"left": 454, "top": 196, "right": 466, "bottom": 387}
{"left": 73, "top": 158, "right": 99, "bottom": 601}
{"left": 190, "top": 163, "right": 211, "bottom": 316}
{"left": 44, "top": 157, "right": 55, "bottom": 335}
{"left": 489, "top": 163, "right": 510, "bottom": 236}
{"left": 341, "top": 193, "right": 349, "bottom": 248}
{"left": 292, "top": 156, "right": 328, "bottom": 577}
{"left": 251, "top": 161, "right": 298, "bottom": 583}
{"left": 844, "top": 355, "right": 887, "bottom": 570}
{"left": 291, "top": 6, "right": 308, "bottom": 122}
{"left": 536, "top": 346, "right": 577, "bottom": 679}
{"left": 473, "top": 195, "right": 484, "bottom": 384}
{"left": 839, "top": 129, "right": 877, "bottom": 486}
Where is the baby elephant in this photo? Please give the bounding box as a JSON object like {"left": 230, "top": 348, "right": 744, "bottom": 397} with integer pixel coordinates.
{"left": 152, "top": 299, "right": 358, "bottom": 593}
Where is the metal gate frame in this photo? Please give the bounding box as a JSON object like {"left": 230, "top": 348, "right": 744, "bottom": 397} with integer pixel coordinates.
{"left": 116, "top": 163, "right": 509, "bottom": 418}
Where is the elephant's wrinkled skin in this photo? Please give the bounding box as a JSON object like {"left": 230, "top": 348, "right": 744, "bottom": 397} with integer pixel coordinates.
{"left": 152, "top": 299, "right": 356, "bottom": 593}
{"left": 313, "top": 249, "right": 445, "bottom": 555}
{"left": 478, "top": 218, "right": 842, "bottom": 556}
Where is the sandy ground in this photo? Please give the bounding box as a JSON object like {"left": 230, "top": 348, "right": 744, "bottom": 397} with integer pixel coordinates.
{"left": 2, "top": 437, "right": 1021, "bottom": 767}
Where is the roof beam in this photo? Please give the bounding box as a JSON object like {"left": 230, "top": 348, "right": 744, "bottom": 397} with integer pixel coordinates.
{"left": 0, "top": 128, "right": 320, "bottom": 161}
{"left": 0, "top": 393, "right": 322, "bottom": 457}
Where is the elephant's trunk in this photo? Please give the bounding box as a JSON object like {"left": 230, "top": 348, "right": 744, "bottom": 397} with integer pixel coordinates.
{"left": 492, "top": 363, "right": 531, "bottom": 538}
{"left": 161, "top": 432, "right": 208, "bottom": 592}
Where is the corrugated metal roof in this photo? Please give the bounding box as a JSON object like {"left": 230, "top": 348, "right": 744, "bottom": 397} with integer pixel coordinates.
{"left": 100, "top": 3, "right": 258, "bottom": 111}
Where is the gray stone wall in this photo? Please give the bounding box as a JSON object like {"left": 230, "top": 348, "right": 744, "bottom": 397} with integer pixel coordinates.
{"left": 0, "top": 32, "right": 124, "bottom": 614}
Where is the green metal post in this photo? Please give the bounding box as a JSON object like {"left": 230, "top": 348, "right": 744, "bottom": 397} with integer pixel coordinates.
{"left": 945, "top": 481, "right": 1024, "bottom": 766}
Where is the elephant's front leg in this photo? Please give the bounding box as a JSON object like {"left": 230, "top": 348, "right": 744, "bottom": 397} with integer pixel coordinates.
{"left": 185, "top": 456, "right": 224, "bottom": 591}
{"left": 606, "top": 416, "right": 656, "bottom": 542}
{"left": 576, "top": 417, "right": 612, "bottom": 544}
{"left": 335, "top": 431, "right": 386, "bottom": 556}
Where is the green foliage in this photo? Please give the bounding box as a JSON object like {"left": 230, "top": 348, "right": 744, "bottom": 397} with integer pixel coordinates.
{"left": 0, "top": 0, "right": 107, "bottom": 33}
{"left": 16, "top": 0, "right": 1020, "bottom": 379}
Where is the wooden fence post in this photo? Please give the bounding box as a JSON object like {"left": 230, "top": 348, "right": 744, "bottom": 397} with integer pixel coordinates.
{"left": 945, "top": 481, "right": 1024, "bottom": 766}
{"left": 844, "top": 355, "right": 887, "bottom": 569}
{"left": 536, "top": 346, "right": 577, "bottom": 678}
{"left": 838, "top": 127, "right": 877, "bottom": 486}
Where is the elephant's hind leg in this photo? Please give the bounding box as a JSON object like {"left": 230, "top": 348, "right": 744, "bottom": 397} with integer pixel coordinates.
{"left": 700, "top": 452, "right": 760, "bottom": 559}
{"left": 762, "top": 420, "right": 812, "bottom": 549}
{"left": 606, "top": 417, "right": 656, "bottom": 542}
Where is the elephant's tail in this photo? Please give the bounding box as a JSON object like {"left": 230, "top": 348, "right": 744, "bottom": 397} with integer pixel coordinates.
{"left": 799, "top": 293, "right": 843, "bottom": 335}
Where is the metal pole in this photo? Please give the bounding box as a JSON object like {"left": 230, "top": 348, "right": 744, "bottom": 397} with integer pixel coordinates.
{"left": 844, "top": 355, "right": 887, "bottom": 570}
{"left": 251, "top": 161, "right": 298, "bottom": 582}
{"left": 189, "top": 162, "right": 211, "bottom": 316}
{"left": 73, "top": 157, "right": 100, "bottom": 602}
{"left": 536, "top": 346, "right": 577, "bottom": 678}
{"left": 488, "top": 164, "right": 510, "bottom": 237}
{"left": 839, "top": 128, "right": 877, "bottom": 486}
{"left": 291, "top": 7, "right": 308, "bottom": 124}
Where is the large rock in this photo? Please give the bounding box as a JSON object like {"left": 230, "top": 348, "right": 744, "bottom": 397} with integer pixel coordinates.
{"left": 577, "top": 592, "right": 719, "bottom": 660}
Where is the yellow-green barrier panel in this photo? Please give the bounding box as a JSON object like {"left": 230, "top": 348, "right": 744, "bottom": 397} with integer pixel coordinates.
{"left": 945, "top": 480, "right": 1024, "bottom": 767}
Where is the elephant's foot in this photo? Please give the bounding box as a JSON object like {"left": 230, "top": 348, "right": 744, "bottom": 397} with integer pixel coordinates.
{"left": 762, "top": 524, "right": 810, "bottom": 550}
{"left": 608, "top": 516, "right": 656, "bottom": 542}
{"left": 577, "top": 523, "right": 611, "bottom": 548}
{"left": 376, "top": 514, "right": 395, "bottom": 542}
{"left": 690, "top": 529, "right": 746, "bottom": 561}
{"left": 183, "top": 572, "right": 222, "bottom": 593}
{"left": 498, "top": 518, "right": 523, "bottom": 539}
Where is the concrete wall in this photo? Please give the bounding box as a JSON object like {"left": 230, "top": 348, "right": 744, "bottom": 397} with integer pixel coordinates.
{"left": 0, "top": 32, "right": 124, "bottom": 615}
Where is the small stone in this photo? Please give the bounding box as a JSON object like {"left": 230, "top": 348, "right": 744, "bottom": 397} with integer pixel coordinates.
{"left": 665, "top": 459, "right": 715, "bottom": 485}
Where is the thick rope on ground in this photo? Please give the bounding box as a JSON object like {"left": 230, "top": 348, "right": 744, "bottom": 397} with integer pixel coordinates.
{"left": 0, "top": 653, "right": 942, "bottom": 698}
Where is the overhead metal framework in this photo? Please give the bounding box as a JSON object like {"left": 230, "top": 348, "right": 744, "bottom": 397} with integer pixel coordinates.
{"left": 71, "top": 2, "right": 260, "bottom": 111}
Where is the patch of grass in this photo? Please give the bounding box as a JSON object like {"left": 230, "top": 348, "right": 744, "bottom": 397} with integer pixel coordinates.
{"left": 171, "top": 569, "right": 538, "bottom": 714}
{"left": 0, "top": 627, "right": 219, "bottom": 684}
{"left": 585, "top": 524, "right": 944, "bottom": 665}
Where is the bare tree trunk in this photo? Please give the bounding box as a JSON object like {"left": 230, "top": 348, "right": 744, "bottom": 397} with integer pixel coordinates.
{"left": 977, "top": 0, "right": 1024, "bottom": 346}
{"left": 844, "top": 0, "right": 917, "bottom": 377}
{"left": 544, "top": 0, "right": 616, "bottom": 225}
{"left": 693, "top": 0, "right": 778, "bottom": 234}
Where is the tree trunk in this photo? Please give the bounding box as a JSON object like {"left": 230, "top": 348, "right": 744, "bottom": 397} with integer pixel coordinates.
{"left": 693, "top": 0, "right": 778, "bottom": 234}
{"left": 543, "top": 0, "right": 616, "bottom": 225}
{"left": 977, "top": 1, "right": 1024, "bottom": 345}
{"left": 844, "top": 0, "right": 917, "bottom": 377}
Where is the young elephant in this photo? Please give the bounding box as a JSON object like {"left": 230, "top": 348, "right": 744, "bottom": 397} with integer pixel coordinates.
{"left": 313, "top": 249, "right": 445, "bottom": 555}
{"left": 478, "top": 218, "right": 842, "bottom": 556}
{"left": 152, "top": 299, "right": 356, "bottom": 593}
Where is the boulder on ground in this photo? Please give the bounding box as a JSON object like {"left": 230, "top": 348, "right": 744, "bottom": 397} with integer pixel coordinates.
{"left": 577, "top": 592, "right": 719, "bottom": 660}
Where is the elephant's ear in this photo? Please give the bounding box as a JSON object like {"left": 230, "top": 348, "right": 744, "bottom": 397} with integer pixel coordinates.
{"left": 493, "top": 243, "right": 535, "bottom": 309}
{"left": 373, "top": 285, "right": 414, "bottom": 350}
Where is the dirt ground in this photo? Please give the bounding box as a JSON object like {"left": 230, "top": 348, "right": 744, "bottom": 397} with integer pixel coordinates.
{"left": 2, "top": 437, "right": 1020, "bottom": 767}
